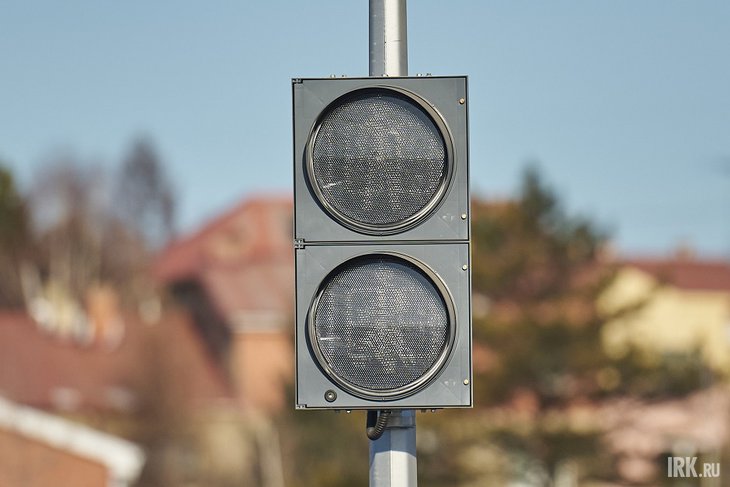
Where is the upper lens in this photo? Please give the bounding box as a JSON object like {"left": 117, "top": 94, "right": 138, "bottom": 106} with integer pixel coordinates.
{"left": 310, "top": 89, "right": 449, "bottom": 233}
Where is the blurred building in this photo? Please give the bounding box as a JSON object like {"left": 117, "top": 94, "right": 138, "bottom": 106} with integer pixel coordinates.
{"left": 601, "top": 254, "right": 730, "bottom": 372}
{"left": 0, "top": 273, "right": 259, "bottom": 485}
{"left": 154, "top": 194, "right": 294, "bottom": 412}
{"left": 0, "top": 309, "right": 232, "bottom": 413}
{"left": 599, "top": 253, "right": 730, "bottom": 483}
{"left": 0, "top": 396, "right": 144, "bottom": 487}
{"left": 0, "top": 194, "right": 293, "bottom": 486}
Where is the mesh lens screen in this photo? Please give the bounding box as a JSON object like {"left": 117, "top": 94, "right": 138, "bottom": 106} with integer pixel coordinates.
{"left": 313, "top": 256, "right": 450, "bottom": 394}
{"left": 311, "top": 90, "right": 447, "bottom": 228}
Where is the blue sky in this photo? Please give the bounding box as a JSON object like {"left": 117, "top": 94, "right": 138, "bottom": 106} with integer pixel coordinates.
{"left": 1, "top": 1, "right": 729, "bottom": 256}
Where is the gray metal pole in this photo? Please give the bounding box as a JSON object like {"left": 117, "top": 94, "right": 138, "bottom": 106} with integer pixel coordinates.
{"left": 368, "top": 1, "right": 417, "bottom": 486}
{"left": 369, "top": 410, "right": 417, "bottom": 487}
{"left": 369, "top": 0, "right": 408, "bottom": 77}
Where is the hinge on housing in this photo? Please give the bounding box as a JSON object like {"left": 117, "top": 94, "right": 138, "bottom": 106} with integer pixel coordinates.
{"left": 294, "top": 238, "right": 305, "bottom": 249}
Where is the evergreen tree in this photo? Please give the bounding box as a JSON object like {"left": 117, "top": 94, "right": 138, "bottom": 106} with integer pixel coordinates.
{"left": 472, "top": 166, "right": 612, "bottom": 407}
{"left": 0, "top": 164, "right": 31, "bottom": 307}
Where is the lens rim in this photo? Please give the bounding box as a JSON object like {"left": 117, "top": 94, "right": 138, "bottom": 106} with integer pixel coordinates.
{"left": 305, "top": 86, "right": 455, "bottom": 235}
{"left": 307, "top": 252, "right": 457, "bottom": 401}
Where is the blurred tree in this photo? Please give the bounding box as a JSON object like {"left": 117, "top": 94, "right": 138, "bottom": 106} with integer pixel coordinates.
{"left": 461, "top": 166, "right": 615, "bottom": 483}
{"left": 25, "top": 140, "right": 177, "bottom": 310}
{"left": 472, "top": 166, "right": 612, "bottom": 407}
{"left": 0, "top": 163, "right": 31, "bottom": 307}
{"left": 29, "top": 158, "right": 110, "bottom": 302}
{"left": 115, "top": 138, "right": 176, "bottom": 249}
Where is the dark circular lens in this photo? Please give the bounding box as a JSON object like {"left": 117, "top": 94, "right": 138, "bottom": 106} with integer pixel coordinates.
{"left": 309, "top": 89, "right": 449, "bottom": 232}
{"left": 310, "top": 255, "right": 452, "bottom": 398}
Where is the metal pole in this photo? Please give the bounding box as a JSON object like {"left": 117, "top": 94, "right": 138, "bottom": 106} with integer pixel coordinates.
{"left": 369, "top": 1, "right": 416, "bottom": 486}
{"left": 369, "top": 410, "right": 417, "bottom": 487}
{"left": 369, "top": 0, "right": 408, "bottom": 77}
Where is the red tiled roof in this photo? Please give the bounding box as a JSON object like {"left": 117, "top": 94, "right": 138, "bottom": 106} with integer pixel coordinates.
{"left": 155, "top": 194, "right": 292, "bottom": 283}
{"left": 623, "top": 258, "right": 730, "bottom": 291}
{"left": 154, "top": 195, "right": 294, "bottom": 330}
{"left": 0, "top": 310, "right": 233, "bottom": 413}
{"left": 201, "top": 262, "right": 294, "bottom": 325}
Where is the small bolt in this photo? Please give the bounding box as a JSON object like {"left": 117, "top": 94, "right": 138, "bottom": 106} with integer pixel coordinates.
{"left": 463, "top": 379, "right": 470, "bottom": 385}
{"left": 430, "top": 409, "right": 436, "bottom": 413}
{"left": 346, "top": 410, "right": 352, "bottom": 414}
{"left": 461, "top": 213, "right": 467, "bottom": 220}
{"left": 462, "top": 264, "right": 468, "bottom": 271}
{"left": 459, "top": 98, "right": 465, "bottom": 105}
{"left": 324, "top": 390, "right": 337, "bottom": 402}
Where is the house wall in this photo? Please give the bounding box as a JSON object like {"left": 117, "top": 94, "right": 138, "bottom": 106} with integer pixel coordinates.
{"left": 600, "top": 267, "right": 730, "bottom": 372}
{"left": 0, "top": 429, "right": 108, "bottom": 487}
{"left": 231, "top": 331, "right": 293, "bottom": 412}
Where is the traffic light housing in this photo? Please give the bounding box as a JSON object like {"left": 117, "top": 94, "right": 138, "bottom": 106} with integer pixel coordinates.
{"left": 293, "top": 76, "right": 471, "bottom": 409}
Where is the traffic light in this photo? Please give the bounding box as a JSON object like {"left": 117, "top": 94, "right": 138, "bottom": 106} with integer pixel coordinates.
{"left": 293, "top": 76, "right": 471, "bottom": 409}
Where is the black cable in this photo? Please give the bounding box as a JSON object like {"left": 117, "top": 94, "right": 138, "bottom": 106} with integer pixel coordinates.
{"left": 366, "top": 409, "right": 391, "bottom": 440}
